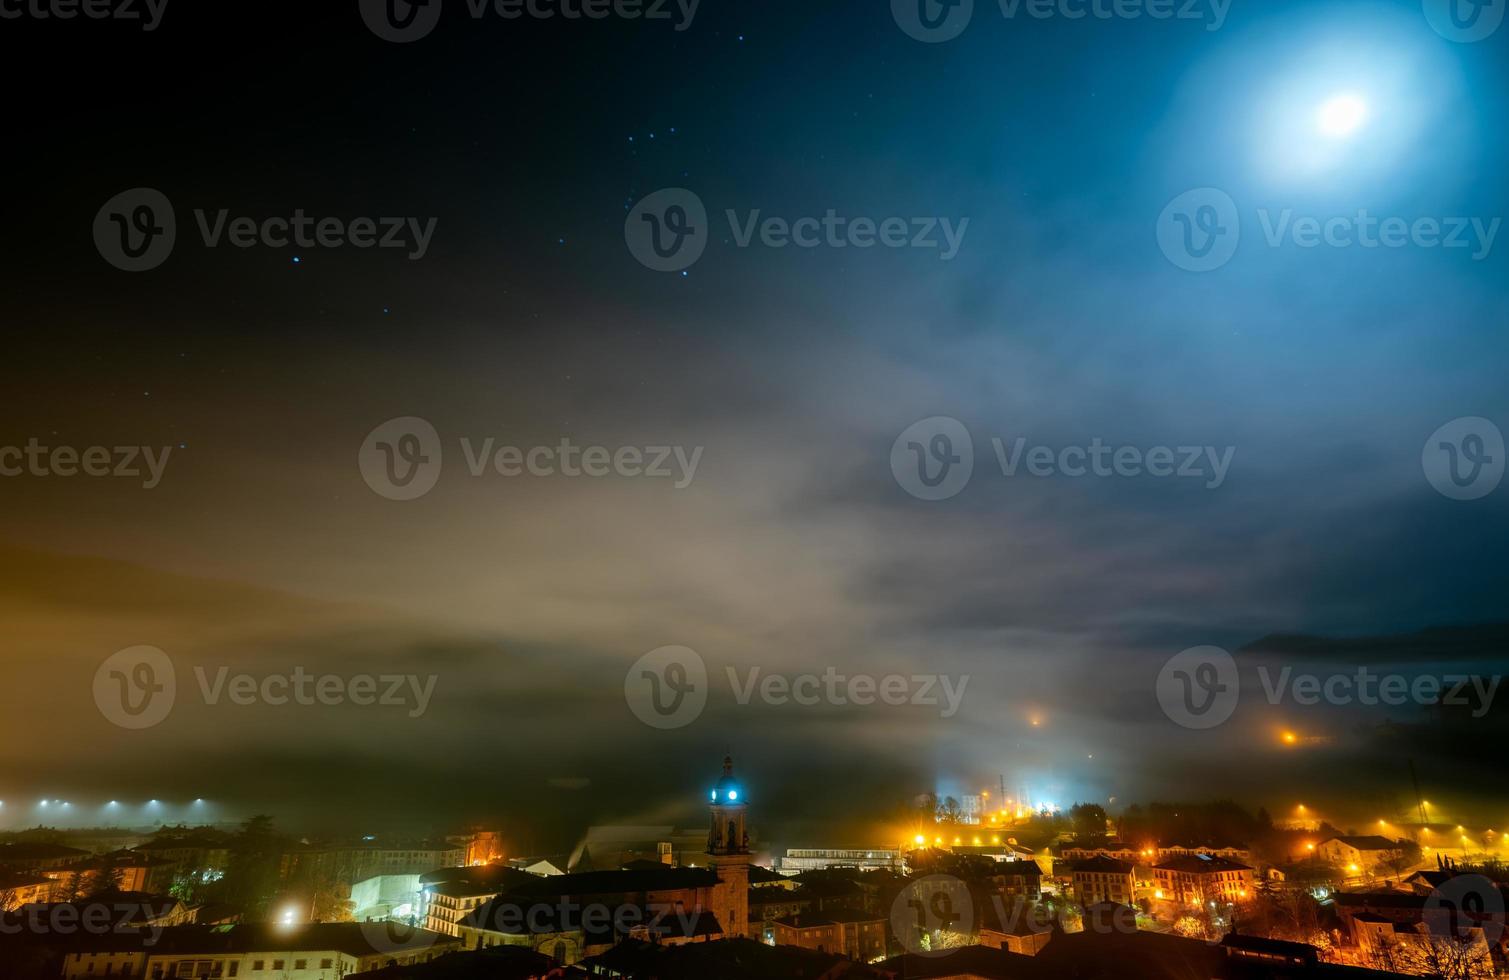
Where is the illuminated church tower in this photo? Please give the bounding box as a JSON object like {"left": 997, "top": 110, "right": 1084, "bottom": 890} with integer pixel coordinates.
{"left": 705, "top": 755, "right": 750, "bottom": 938}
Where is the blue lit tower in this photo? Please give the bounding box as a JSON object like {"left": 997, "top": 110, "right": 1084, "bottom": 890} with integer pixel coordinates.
{"left": 705, "top": 755, "right": 750, "bottom": 937}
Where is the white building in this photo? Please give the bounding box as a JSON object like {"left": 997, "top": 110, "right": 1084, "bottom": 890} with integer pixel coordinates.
{"left": 777, "top": 848, "right": 901, "bottom": 872}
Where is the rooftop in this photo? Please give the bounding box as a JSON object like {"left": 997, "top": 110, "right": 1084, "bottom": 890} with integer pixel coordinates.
{"left": 1153, "top": 854, "right": 1253, "bottom": 873}
{"left": 1320, "top": 836, "right": 1400, "bottom": 851}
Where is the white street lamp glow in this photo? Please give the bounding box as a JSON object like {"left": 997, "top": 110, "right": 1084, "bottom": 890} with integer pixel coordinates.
{"left": 1317, "top": 94, "right": 1367, "bottom": 137}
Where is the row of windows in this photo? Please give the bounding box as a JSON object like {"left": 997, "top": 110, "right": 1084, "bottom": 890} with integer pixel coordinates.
{"left": 139, "top": 958, "right": 337, "bottom": 979}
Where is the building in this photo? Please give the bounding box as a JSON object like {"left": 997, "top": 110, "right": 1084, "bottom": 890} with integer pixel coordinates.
{"left": 945, "top": 838, "right": 1051, "bottom": 877}
{"left": 457, "top": 757, "right": 754, "bottom": 965}
{"left": 778, "top": 848, "right": 900, "bottom": 873}
{"left": 133, "top": 831, "right": 233, "bottom": 880}
{"left": 1061, "top": 842, "right": 1253, "bottom": 866}
{"left": 1061, "top": 843, "right": 1144, "bottom": 863}
{"left": 345, "top": 944, "right": 558, "bottom": 979}
{"left": 749, "top": 886, "right": 810, "bottom": 943}
{"left": 1316, "top": 836, "right": 1405, "bottom": 876}
{"left": 420, "top": 866, "right": 541, "bottom": 937}
{"left": 1160, "top": 842, "right": 1253, "bottom": 864}
{"left": 585, "top": 937, "right": 894, "bottom": 979}
{"left": 58, "top": 831, "right": 152, "bottom": 856}
{"left": 771, "top": 910, "right": 887, "bottom": 960}
{"left": 567, "top": 826, "right": 713, "bottom": 873}
{"left": 0, "top": 841, "right": 92, "bottom": 871}
{"left": 351, "top": 873, "right": 423, "bottom": 923}
{"left": 458, "top": 831, "right": 505, "bottom": 868}
{"left": 16, "top": 894, "right": 193, "bottom": 932}
{"left": 978, "top": 899, "right": 1053, "bottom": 956}
{"left": 990, "top": 860, "right": 1042, "bottom": 900}
{"left": 459, "top": 866, "right": 728, "bottom": 963}
{"left": 280, "top": 839, "right": 466, "bottom": 886}
{"left": 56, "top": 923, "right": 459, "bottom": 980}
{"left": 1069, "top": 857, "right": 1136, "bottom": 907}
{"left": 42, "top": 851, "right": 178, "bottom": 897}
{"left": 702, "top": 755, "right": 752, "bottom": 940}
{"left": 0, "top": 871, "right": 55, "bottom": 910}
{"left": 1353, "top": 915, "right": 1496, "bottom": 978}
{"left": 1153, "top": 854, "right": 1253, "bottom": 907}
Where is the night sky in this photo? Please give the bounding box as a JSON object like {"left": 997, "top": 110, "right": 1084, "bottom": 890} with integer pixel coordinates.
{"left": 2, "top": 0, "right": 1507, "bottom": 854}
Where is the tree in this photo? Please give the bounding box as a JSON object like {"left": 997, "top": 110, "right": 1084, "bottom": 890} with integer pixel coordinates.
{"left": 87, "top": 864, "right": 126, "bottom": 897}
{"left": 1364, "top": 930, "right": 1494, "bottom": 980}
{"left": 216, "top": 816, "right": 286, "bottom": 920}
{"left": 1069, "top": 804, "right": 1108, "bottom": 844}
{"left": 1381, "top": 841, "right": 1424, "bottom": 880}
{"left": 55, "top": 871, "right": 84, "bottom": 903}
{"left": 308, "top": 872, "right": 354, "bottom": 923}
